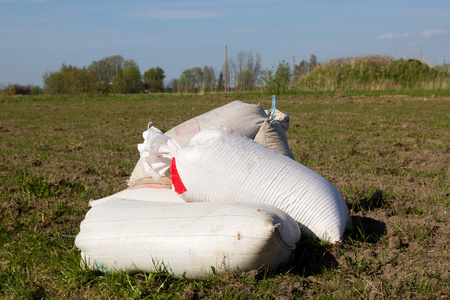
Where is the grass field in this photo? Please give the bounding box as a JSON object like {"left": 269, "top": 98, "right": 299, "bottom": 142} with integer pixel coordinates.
{"left": 0, "top": 93, "right": 449, "bottom": 299}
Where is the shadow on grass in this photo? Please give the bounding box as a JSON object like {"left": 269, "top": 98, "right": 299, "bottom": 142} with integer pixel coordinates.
{"left": 284, "top": 216, "right": 386, "bottom": 277}
{"left": 348, "top": 216, "right": 387, "bottom": 244}
{"left": 351, "top": 189, "right": 389, "bottom": 213}
{"left": 287, "top": 238, "right": 339, "bottom": 277}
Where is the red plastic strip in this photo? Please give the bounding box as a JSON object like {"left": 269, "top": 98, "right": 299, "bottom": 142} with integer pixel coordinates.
{"left": 170, "top": 157, "right": 187, "bottom": 194}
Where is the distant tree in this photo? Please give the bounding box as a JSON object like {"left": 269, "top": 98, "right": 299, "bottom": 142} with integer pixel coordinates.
{"left": 88, "top": 60, "right": 110, "bottom": 92}
{"left": 292, "top": 54, "right": 318, "bottom": 82}
{"left": 43, "top": 63, "right": 96, "bottom": 95}
{"left": 178, "top": 67, "right": 204, "bottom": 93}
{"left": 234, "top": 70, "right": 254, "bottom": 91}
{"left": 259, "top": 61, "right": 292, "bottom": 94}
{"left": 309, "top": 54, "right": 318, "bottom": 72}
{"left": 2, "top": 84, "right": 15, "bottom": 96}
{"left": 30, "top": 85, "right": 43, "bottom": 95}
{"left": 216, "top": 72, "right": 225, "bottom": 92}
{"left": 258, "top": 68, "right": 274, "bottom": 92}
{"left": 275, "top": 60, "right": 292, "bottom": 92}
{"left": 89, "top": 60, "right": 109, "bottom": 84}
{"left": 201, "top": 66, "right": 216, "bottom": 92}
{"left": 227, "top": 51, "right": 261, "bottom": 91}
{"left": 168, "top": 78, "right": 178, "bottom": 93}
{"left": 103, "top": 55, "right": 125, "bottom": 80}
{"left": 42, "top": 55, "right": 143, "bottom": 95}
{"left": 143, "top": 67, "right": 166, "bottom": 93}
{"left": 112, "top": 65, "right": 124, "bottom": 94}
{"left": 111, "top": 59, "right": 141, "bottom": 94}
{"left": 293, "top": 60, "right": 309, "bottom": 82}
{"left": 88, "top": 55, "right": 124, "bottom": 93}
{"left": 2, "top": 84, "right": 33, "bottom": 95}
{"left": 122, "top": 59, "right": 141, "bottom": 93}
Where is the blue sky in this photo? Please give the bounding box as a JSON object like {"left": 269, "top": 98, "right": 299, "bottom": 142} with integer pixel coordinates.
{"left": 1, "top": 0, "right": 449, "bottom": 87}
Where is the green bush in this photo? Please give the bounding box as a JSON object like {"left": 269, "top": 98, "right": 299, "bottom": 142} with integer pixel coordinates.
{"left": 1, "top": 84, "right": 15, "bottom": 97}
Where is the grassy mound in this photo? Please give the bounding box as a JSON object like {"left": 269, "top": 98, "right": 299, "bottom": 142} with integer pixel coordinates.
{"left": 293, "top": 55, "right": 450, "bottom": 91}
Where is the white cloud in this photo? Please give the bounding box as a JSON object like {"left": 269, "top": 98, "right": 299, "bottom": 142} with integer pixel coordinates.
{"left": 375, "top": 29, "right": 449, "bottom": 41}
{"left": 375, "top": 33, "right": 410, "bottom": 40}
{"left": 421, "top": 29, "right": 446, "bottom": 37}
{"left": 133, "top": 10, "right": 220, "bottom": 20}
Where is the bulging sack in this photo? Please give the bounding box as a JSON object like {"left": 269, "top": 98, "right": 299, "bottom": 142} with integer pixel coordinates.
{"left": 90, "top": 185, "right": 185, "bottom": 207}
{"left": 173, "top": 127, "right": 351, "bottom": 242}
{"left": 75, "top": 195, "right": 300, "bottom": 279}
{"left": 254, "top": 119, "right": 294, "bottom": 159}
{"left": 165, "top": 100, "right": 267, "bottom": 147}
{"left": 140, "top": 126, "right": 351, "bottom": 243}
{"left": 128, "top": 101, "right": 295, "bottom": 187}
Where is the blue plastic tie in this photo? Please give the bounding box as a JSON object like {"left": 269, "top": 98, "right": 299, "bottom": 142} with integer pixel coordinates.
{"left": 270, "top": 95, "right": 277, "bottom": 120}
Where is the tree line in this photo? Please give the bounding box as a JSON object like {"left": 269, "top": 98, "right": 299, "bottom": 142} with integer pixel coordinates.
{"left": 1, "top": 52, "right": 320, "bottom": 96}
{"left": 3, "top": 52, "right": 448, "bottom": 96}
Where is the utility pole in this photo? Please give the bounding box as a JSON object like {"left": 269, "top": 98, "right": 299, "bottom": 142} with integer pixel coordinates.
{"left": 225, "top": 45, "right": 228, "bottom": 92}
{"left": 420, "top": 49, "right": 422, "bottom": 62}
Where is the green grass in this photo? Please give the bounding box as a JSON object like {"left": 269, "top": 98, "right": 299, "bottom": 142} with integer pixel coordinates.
{"left": 0, "top": 93, "right": 449, "bottom": 299}
{"left": 292, "top": 56, "right": 450, "bottom": 92}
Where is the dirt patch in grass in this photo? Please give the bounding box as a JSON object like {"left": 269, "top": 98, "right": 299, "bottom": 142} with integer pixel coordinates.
{"left": 0, "top": 94, "right": 449, "bottom": 298}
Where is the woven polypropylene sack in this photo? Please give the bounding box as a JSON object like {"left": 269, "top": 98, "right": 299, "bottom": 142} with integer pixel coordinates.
{"left": 172, "top": 127, "right": 351, "bottom": 243}
{"left": 165, "top": 100, "right": 267, "bottom": 147}
{"left": 265, "top": 109, "right": 290, "bottom": 131}
{"left": 128, "top": 101, "right": 293, "bottom": 186}
{"left": 254, "top": 119, "right": 295, "bottom": 159}
{"left": 89, "top": 185, "right": 185, "bottom": 207}
{"left": 75, "top": 198, "right": 300, "bottom": 279}
{"left": 127, "top": 158, "right": 172, "bottom": 187}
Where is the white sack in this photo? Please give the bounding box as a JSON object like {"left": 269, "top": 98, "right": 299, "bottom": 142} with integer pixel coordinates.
{"left": 126, "top": 126, "right": 179, "bottom": 187}
{"left": 254, "top": 119, "right": 295, "bottom": 159}
{"left": 127, "top": 158, "right": 172, "bottom": 187}
{"left": 265, "top": 109, "right": 290, "bottom": 131}
{"left": 90, "top": 185, "right": 185, "bottom": 207}
{"left": 137, "top": 126, "right": 180, "bottom": 181}
{"left": 75, "top": 198, "right": 300, "bottom": 279}
{"left": 165, "top": 100, "right": 267, "bottom": 147}
{"left": 128, "top": 101, "right": 295, "bottom": 186}
{"left": 171, "top": 127, "right": 351, "bottom": 243}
